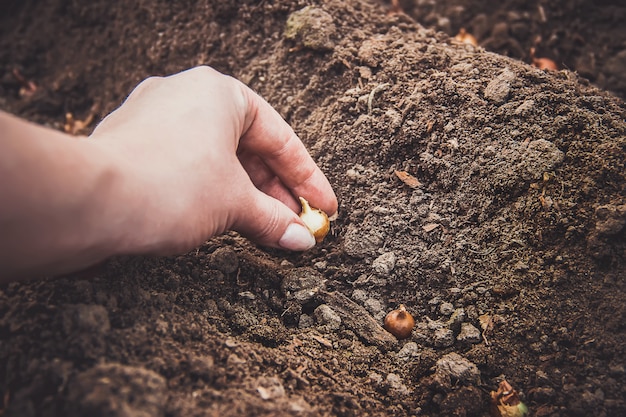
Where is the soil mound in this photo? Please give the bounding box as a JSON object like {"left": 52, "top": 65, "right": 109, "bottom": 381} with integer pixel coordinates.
{"left": 1, "top": 1, "right": 624, "bottom": 416}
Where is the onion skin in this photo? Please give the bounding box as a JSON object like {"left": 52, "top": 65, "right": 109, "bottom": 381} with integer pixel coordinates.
{"left": 384, "top": 304, "right": 415, "bottom": 339}
{"left": 455, "top": 28, "right": 478, "bottom": 47}
{"left": 298, "top": 197, "right": 330, "bottom": 243}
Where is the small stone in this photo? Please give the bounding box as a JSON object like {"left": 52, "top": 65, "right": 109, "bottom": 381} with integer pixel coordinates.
{"left": 439, "top": 302, "right": 454, "bottom": 316}
{"left": 433, "top": 328, "right": 455, "bottom": 348}
{"left": 61, "top": 304, "right": 110, "bottom": 335}
{"left": 446, "top": 308, "right": 466, "bottom": 333}
{"left": 314, "top": 261, "right": 327, "bottom": 271}
{"left": 456, "top": 323, "right": 481, "bottom": 344}
{"left": 357, "top": 66, "right": 372, "bottom": 79}
{"left": 385, "top": 373, "right": 411, "bottom": 396}
{"left": 314, "top": 304, "right": 342, "bottom": 330}
{"left": 321, "top": 291, "right": 396, "bottom": 348}
{"left": 484, "top": 68, "right": 516, "bottom": 103}
{"left": 595, "top": 204, "right": 626, "bottom": 235}
{"left": 188, "top": 354, "right": 215, "bottom": 381}
{"left": 281, "top": 267, "right": 326, "bottom": 303}
{"left": 209, "top": 247, "right": 239, "bottom": 274}
{"left": 358, "top": 35, "right": 388, "bottom": 67}
{"left": 368, "top": 371, "right": 383, "bottom": 385}
{"left": 363, "top": 298, "right": 384, "bottom": 315}
{"left": 351, "top": 288, "right": 368, "bottom": 303}
{"left": 256, "top": 376, "right": 285, "bottom": 401}
{"left": 298, "top": 314, "right": 314, "bottom": 328}
{"left": 529, "top": 386, "right": 555, "bottom": 402}
{"left": 372, "top": 252, "right": 397, "bottom": 275}
{"left": 397, "top": 341, "right": 419, "bottom": 361}
{"left": 65, "top": 363, "right": 166, "bottom": 417}
{"left": 435, "top": 352, "right": 481, "bottom": 384}
{"left": 428, "top": 296, "right": 442, "bottom": 306}
{"left": 284, "top": 6, "right": 336, "bottom": 51}
{"left": 514, "top": 99, "right": 535, "bottom": 116}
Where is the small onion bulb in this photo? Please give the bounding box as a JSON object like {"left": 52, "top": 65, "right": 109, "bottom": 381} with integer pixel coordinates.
{"left": 298, "top": 197, "right": 330, "bottom": 243}
{"left": 384, "top": 304, "right": 415, "bottom": 339}
{"left": 454, "top": 28, "right": 478, "bottom": 47}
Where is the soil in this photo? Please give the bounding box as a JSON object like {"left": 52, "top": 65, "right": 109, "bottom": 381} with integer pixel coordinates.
{"left": 0, "top": 1, "right": 625, "bottom": 416}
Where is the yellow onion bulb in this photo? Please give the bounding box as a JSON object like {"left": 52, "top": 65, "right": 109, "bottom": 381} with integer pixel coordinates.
{"left": 298, "top": 197, "right": 330, "bottom": 243}
{"left": 384, "top": 304, "right": 415, "bottom": 339}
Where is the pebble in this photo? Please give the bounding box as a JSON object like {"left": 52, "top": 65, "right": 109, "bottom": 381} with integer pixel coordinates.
{"left": 314, "top": 304, "right": 342, "bottom": 330}
{"left": 433, "top": 328, "right": 455, "bottom": 347}
{"left": 439, "top": 302, "right": 454, "bottom": 316}
{"left": 187, "top": 354, "right": 215, "bottom": 381}
{"left": 484, "top": 68, "right": 516, "bottom": 103}
{"left": 65, "top": 363, "right": 166, "bottom": 417}
{"left": 61, "top": 304, "right": 110, "bottom": 335}
{"left": 358, "top": 35, "right": 388, "bottom": 67}
{"left": 385, "top": 373, "right": 411, "bottom": 395}
{"left": 281, "top": 267, "right": 326, "bottom": 303}
{"left": 351, "top": 289, "right": 368, "bottom": 303}
{"left": 518, "top": 139, "right": 565, "bottom": 182}
{"left": 396, "top": 341, "right": 420, "bottom": 361}
{"left": 256, "top": 376, "right": 286, "bottom": 401}
{"left": 284, "top": 6, "right": 336, "bottom": 51}
{"left": 446, "top": 308, "right": 466, "bottom": 333}
{"left": 372, "top": 252, "right": 396, "bottom": 275}
{"left": 298, "top": 314, "right": 314, "bottom": 329}
{"left": 456, "top": 323, "right": 481, "bottom": 344}
{"left": 514, "top": 99, "right": 535, "bottom": 116}
{"left": 320, "top": 291, "right": 396, "bottom": 348}
{"left": 435, "top": 352, "right": 481, "bottom": 384}
{"left": 209, "top": 247, "right": 239, "bottom": 274}
{"left": 594, "top": 204, "right": 626, "bottom": 235}
{"left": 529, "top": 386, "right": 555, "bottom": 402}
{"left": 363, "top": 298, "right": 384, "bottom": 316}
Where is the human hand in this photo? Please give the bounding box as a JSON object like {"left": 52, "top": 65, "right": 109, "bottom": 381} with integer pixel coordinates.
{"left": 91, "top": 66, "right": 337, "bottom": 255}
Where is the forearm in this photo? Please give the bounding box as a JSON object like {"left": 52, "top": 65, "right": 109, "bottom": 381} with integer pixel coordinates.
{"left": 0, "top": 67, "right": 339, "bottom": 281}
{"left": 0, "top": 111, "right": 132, "bottom": 282}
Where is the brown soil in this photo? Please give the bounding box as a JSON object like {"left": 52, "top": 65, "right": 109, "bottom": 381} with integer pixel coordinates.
{"left": 1, "top": 1, "right": 625, "bottom": 416}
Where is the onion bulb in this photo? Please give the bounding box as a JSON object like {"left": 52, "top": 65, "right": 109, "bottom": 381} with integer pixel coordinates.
{"left": 384, "top": 304, "right": 415, "bottom": 339}
{"left": 298, "top": 197, "right": 330, "bottom": 243}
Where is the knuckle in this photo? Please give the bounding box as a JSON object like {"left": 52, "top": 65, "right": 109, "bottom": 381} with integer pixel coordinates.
{"left": 126, "top": 75, "right": 163, "bottom": 100}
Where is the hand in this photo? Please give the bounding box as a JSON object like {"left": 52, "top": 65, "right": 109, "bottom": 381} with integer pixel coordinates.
{"left": 91, "top": 66, "right": 337, "bottom": 255}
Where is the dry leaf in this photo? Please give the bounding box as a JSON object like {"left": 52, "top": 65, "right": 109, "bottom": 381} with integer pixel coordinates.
{"left": 311, "top": 334, "right": 333, "bottom": 349}
{"left": 422, "top": 223, "right": 440, "bottom": 232}
{"left": 478, "top": 314, "right": 494, "bottom": 332}
{"left": 479, "top": 313, "right": 494, "bottom": 345}
{"left": 394, "top": 170, "right": 422, "bottom": 189}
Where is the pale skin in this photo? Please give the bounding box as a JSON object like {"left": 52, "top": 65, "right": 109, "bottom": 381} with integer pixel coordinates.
{"left": 0, "top": 66, "right": 338, "bottom": 282}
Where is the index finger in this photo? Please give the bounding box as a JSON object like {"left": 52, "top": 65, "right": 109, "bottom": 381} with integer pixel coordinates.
{"left": 237, "top": 82, "right": 338, "bottom": 217}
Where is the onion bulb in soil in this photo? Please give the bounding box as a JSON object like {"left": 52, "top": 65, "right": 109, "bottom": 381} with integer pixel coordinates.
{"left": 298, "top": 197, "right": 330, "bottom": 243}
{"left": 384, "top": 304, "right": 415, "bottom": 339}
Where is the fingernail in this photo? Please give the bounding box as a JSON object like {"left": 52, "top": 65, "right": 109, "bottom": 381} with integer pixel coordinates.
{"left": 279, "top": 223, "right": 316, "bottom": 251}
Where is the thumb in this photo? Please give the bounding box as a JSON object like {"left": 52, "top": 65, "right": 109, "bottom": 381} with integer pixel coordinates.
{"left": 232, "top": 189, "right": 316, "bottom": 251}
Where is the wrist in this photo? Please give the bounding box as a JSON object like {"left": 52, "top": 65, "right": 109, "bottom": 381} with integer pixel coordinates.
{"left": 84, "top": 139, "right": 154, "bottom": 258}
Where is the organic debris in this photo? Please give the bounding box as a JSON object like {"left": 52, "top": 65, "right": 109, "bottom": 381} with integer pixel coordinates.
{"left": 478, "top": 314, "right": 494, "bottom": 345}
{"left": 490, "top": 380, "right": 529, "bottom": 417}
{"left": 530, "top": 47, "right": 558, "bottom": 71}
{"left": 11, "top": 68, "right": 37, "bottom": 98}
{"left": 64, "top": 104, "right": 98, "bottom": 135}
{"left": 454, "top": 28, "right": 478, "bottom": 47}
{"left": 394, "top": 170, "right": 422, "bottom": 189}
